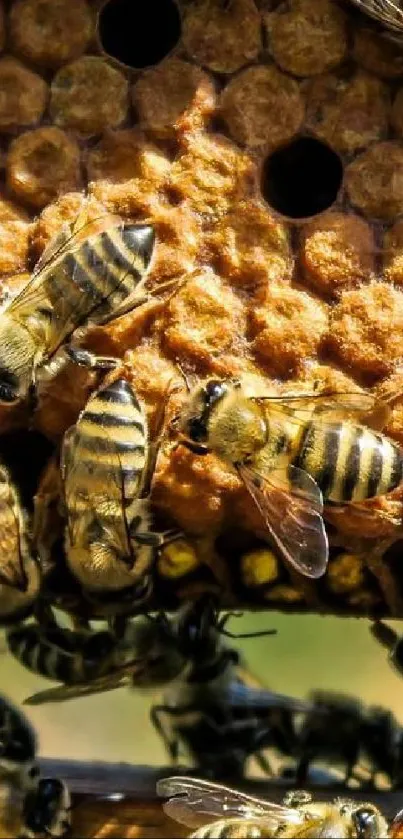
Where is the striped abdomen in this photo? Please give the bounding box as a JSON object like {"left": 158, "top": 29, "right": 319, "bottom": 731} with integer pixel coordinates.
{"left": 44, "top": 223, "right": 155, "bottom": 351}
{"left": 293, "top": 420, "right": 403, "bottom": 503}
{"left": 191, "top": 820, "right": 267, "bottom": 838}
{"left": 6, "top": 624, "right": 116, "bottom": 684}
{"left": 66, "top": 377, "right": 148, "bottom": 527}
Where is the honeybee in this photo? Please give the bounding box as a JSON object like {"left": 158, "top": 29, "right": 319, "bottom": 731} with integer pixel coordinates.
{"left": 176, "top": 380, "right": 402, "bottom": 578}
{"left": 157, "top": 777, "right": 389, "bottom": 838}
{"left": 61, "top": 355, "right": 169, "bottom": 599}
{"left": 17, "top": 596, "right": 311, "bottom": 788}
{"left": 0, "top": 463, "right": 40, "bottom": 626}
{"left": 18, "top": 614, "right": 187, "bottom": 706}
{"left": 0, "top": 201, "right": 156, "bottom": 406}
{"left": 149, "top": 596, "right": 310, "bottom": 780}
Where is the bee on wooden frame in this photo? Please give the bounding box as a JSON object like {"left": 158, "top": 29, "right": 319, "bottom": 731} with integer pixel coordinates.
{"left": 157, "top": 776, "right": 390, "bottom": 838}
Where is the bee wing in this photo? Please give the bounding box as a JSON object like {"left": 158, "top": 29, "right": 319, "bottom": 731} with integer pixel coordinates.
{"left": 23, "top": 660, "right": 145, "bottom": 705}
{"left": 62, "top": 424, "right": 133, "bottom": 562}
{"left": 6, "top": 209, "right": 130, "bottom": 354}
{"left": 224, "top": 677, "right": 314, "bottom": 713}
{"left": 157, "top": 777, "right": 303, "bottom": 831}
{"left": 255, "top": 391, "right": 376, "bottom": 420}
{"left": 30, "top": 199, "right": 122, "bottom": 279}
{"left": 9, "top": 207, "right": 120, "bottom": 309}
{"left": 239, "top": 463, "right": 328, "bottom": 579}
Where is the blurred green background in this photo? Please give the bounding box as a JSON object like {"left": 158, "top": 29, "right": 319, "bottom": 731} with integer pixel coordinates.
{"left": 2, "top": 612, "right": 403, "bottom": 765}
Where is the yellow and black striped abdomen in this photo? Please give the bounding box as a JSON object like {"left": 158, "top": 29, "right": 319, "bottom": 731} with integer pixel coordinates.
{"left": 71, "top": 377, "right": 148, "bottom": 512}
{"left": 292, "top": 420, "right": 403, "bottom": 504}
{"left": 192, "top": 820, "right": 267, "bottom": 838}
{"left": 44, "top": 223, "right": 155, "bottom": 350}
{"left": 6, "top": 624, "right": 116, "bottom": 684}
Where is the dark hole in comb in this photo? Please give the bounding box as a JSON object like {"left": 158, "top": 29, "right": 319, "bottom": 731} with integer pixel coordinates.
{"left": 261, "top": 137, "right": 343, "bottom": 220}
{"left": 98, "top": 0, "right": 182, "bottom": 69}
{"left": 0, "top": 430, "right": 54, "bottom": 511}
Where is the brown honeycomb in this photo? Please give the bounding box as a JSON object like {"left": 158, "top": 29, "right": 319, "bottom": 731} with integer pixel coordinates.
{"left": 2, "top": 0, "right": 403, "bottom": 617}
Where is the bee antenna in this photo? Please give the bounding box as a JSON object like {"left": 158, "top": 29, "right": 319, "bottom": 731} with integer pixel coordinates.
{"left": 176, "top": 363, "right": 191, "bottom": 393}
{"left": 220, "top": 628, "right": 277, "bottom": 639}
{"left": 217, "top": 612, "right": 277, "bottom": 639}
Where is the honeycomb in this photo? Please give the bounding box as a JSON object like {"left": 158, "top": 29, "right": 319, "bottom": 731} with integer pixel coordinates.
{"left": 2, "top": 0, "right": 403, "bottom": 617}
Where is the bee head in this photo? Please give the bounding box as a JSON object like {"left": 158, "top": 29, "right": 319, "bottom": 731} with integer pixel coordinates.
{"left": 178, "top": 379, "right": 230, "bottom": 453}
{"left": 351, "top": 805, "right": 385, "bottom": 838}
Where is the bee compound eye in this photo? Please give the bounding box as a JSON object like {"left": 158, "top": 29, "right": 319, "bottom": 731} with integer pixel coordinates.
{"left": 353, "top": 807, "right": 379, "bottom": 838}
{"left": 0, "top": 383, "right": 19, "bottom": 403}
{"left": 188, "top": 416, "right": 207, "bottom": 443}
{"left": 0, "top": 367, "right": 20, "bottom": 403}
{"left": 204, "top": 380, "right": 226, "bottom": 406}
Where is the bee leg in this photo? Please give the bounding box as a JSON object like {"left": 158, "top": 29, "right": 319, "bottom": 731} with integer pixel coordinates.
{"left": 70, "top": 615, "right": 91, "bottom": 632}
{"left": 139, "top": 378, "right": 180, "bottom": 498}
{"left": 108, "top": 615, "right": 128, "bottom": 639}
{"left": 370, "top": 619, "right": 398, "bottom": 652}
{"left": 371, "top": 620, "right": 403, "bottom": 677}
{"left": 95, "top": 293, "right": 150, "bottom": 325}
{"left": 34, "top": 601, "right": 58, "bottom": 629}
{"left": 362, "top": 536, "right": 403, "bottom": 616}
{"left": 254, "top": 750, "right": 274, "bottom": 777}
{"left": 282, "top": 790, "right": 312, "bottom": 807}
{"left": 65, "top": 346, "right": 118, "bottom": 371}
{"left": 150, "top": 705, "right": 180, "bottom": 763}
{"left": 295, "top": 753, "right": 312, "bottom": 786}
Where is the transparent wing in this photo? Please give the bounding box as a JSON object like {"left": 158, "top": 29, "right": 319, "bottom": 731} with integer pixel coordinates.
{"left": 254, "top": 391, "right": 376, "bottom": 421}
{"left": 8, "top": 209, "right": 121, "bottom": 319}
{"left": 157, "top": 777, "right": 303, "bottom": 831}
{"left": 225, "top": 677, "right": 314, "bottom": 713}
{"left": 239, "top": 463, "right": 328, "bottom": 579}
{"left": 349, "top": 0, "right": 403, "bottom": 30}
{"left": 62, "top": 420, "right": 133, "bottom": 564}
{"left": 23, "top": 660, "right": 146, "bottom": 705}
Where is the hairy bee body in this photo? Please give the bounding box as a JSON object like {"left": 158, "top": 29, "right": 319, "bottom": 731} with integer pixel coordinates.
{"left": 187, "top": 383, "right": 403, "bottom": 505}
{"left": 63, "top": 374, "right": 156, "bottom": 593}
{"left": 0, "top": 211, "right": 155, "bottom": 405}
{"left": 0, "top": 464, "right": 40, "bottom": 625}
